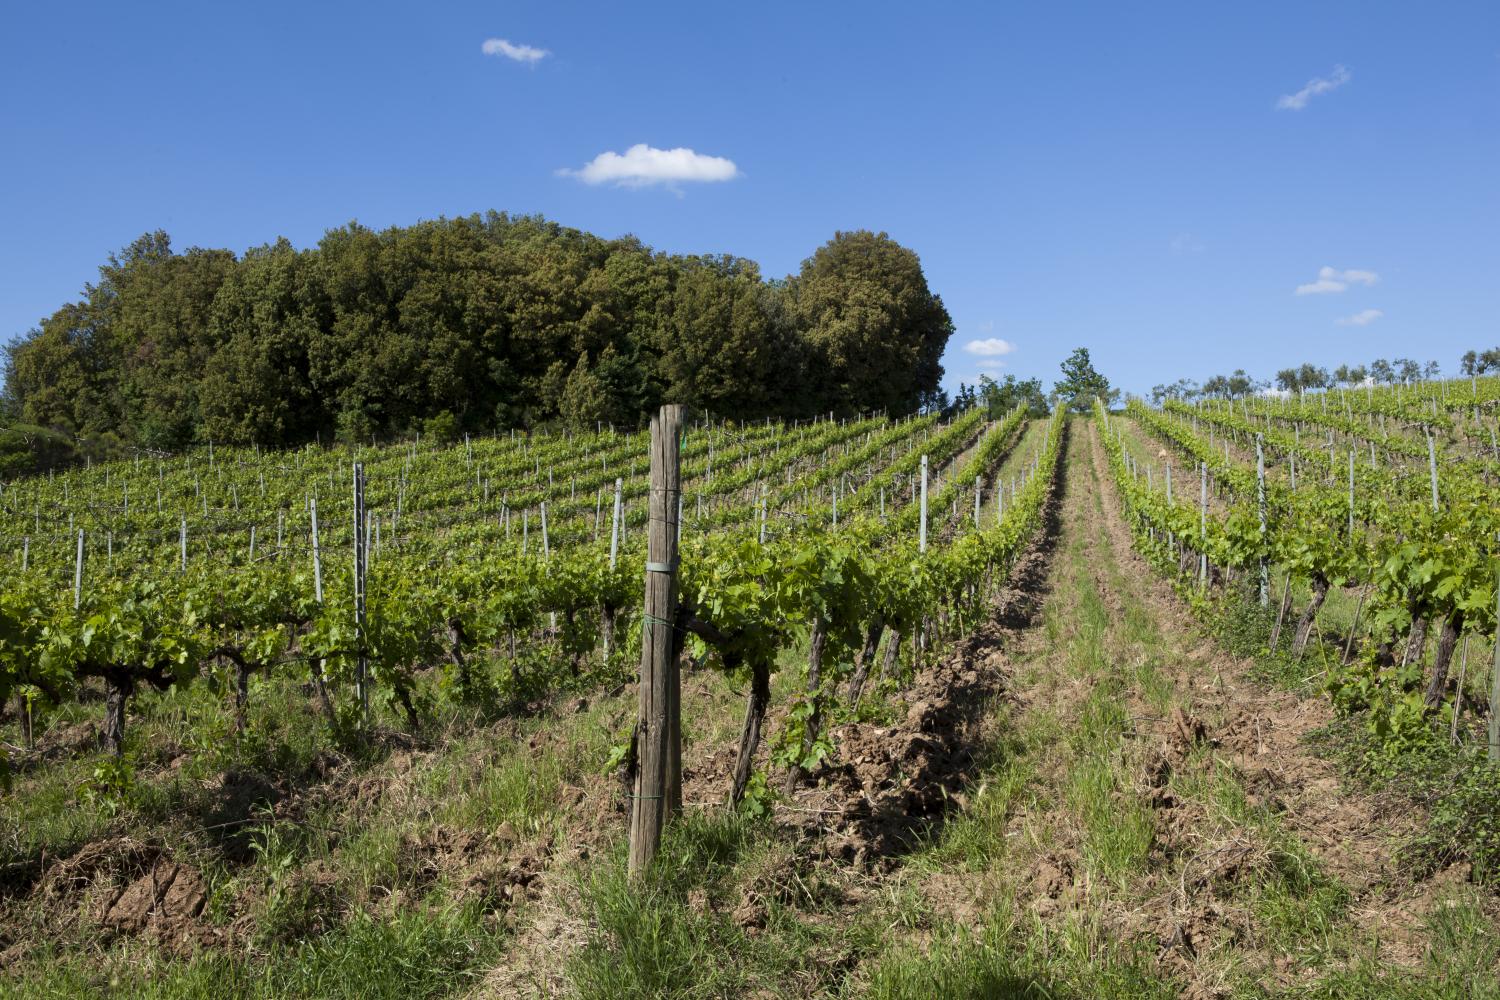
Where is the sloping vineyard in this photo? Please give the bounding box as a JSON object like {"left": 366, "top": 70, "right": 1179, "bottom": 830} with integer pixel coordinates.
{"left": 1097, "top": 380, "right": 1500, "bottom": 764}
{"left": 0, "top": 403, "right": 1054, "bottom": 804}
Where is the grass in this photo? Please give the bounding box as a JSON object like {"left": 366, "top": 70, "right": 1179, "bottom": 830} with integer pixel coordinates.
{"left": 860, "top": 905, "right": 1173, "bottom": 1000}
{"left": 567, "top": 810, "right": 875, "bottom": 998}
{"left": 7, "top": 902, "right": 502, "bottom": 1000}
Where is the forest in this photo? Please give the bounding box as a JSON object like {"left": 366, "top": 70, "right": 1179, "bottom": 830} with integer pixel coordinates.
{"left": 1, "top": 215, "right": 953, "bottom": 461}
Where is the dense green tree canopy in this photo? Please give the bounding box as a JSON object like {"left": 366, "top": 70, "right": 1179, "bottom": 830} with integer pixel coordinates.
{"left": 1054, "top": 346, "right": 1117, "bottom": 412}
{"left": 3, "top": 215, "right": 952, "bottom": 455}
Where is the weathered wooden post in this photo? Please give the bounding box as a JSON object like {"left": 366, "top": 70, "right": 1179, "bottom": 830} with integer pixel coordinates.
{"left": 630, "top": 404, "right": 686, "bottom": 877}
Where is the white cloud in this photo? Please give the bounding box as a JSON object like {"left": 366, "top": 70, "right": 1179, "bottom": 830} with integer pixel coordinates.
{"left": 1336, "top": 308, "right": 1384, "bottom": 327}
{"left": 557, "top": 144, "right": 740, "bottom": 188}
{"left": 1294, "top": 265, "right": 1379, "bottom": 295}
{"left": 482, "top": 38, "right": 549, "bottom": 64}
{"left": 1277, "top": 64, "right": 1351, "bottom": 110}
{"left": 963, "top": 338, "right": 1016, "bottom": 357}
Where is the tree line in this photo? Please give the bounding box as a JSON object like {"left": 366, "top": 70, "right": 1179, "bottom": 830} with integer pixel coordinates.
{"left": 1150, "top": 349, "right": 1500, "bottom": 404}
{"left": 946, "top": 347, "right": 1116, "bottom": 419}
{"left": 1, "top": 213, "right": 954, "bottom": 465}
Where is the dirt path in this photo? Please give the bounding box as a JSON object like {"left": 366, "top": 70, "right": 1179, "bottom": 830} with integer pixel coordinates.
{"left": 949, "top": 416, "right": 1486, "bottom": 997}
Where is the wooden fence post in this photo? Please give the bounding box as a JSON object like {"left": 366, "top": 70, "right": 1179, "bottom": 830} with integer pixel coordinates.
{"left": 630, "top": 404, "right": 686, "bottom": 877}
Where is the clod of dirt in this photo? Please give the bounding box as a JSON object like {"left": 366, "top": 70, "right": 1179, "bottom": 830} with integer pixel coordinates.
{"left": 732, "top": 895, "right": 768, "bottom": 933}
{"left": 396, "top": 826, "right": 553, "bottom": 911}
{"left": 1031, "top": 854, "right": 1076, "bottom": 899}
{"left": 30, "top": 838, "right": 218, "bottom": 952}
{"left": 101, "top": 859, "right": 208, "bottom": 939}
{"left": 37, "top": 837, "right": 160, "bottom": 904}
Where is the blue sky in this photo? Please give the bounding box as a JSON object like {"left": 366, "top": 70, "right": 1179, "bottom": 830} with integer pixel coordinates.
{"left": 1, "top": 1, "right": 1496, "bottom": 399}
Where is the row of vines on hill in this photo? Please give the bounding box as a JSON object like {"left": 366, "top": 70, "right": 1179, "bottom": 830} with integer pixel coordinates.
{"left": 1098, "top": 387, "right": 1500, "bottom": 754}
{"left": 1, "top": 404, "right": 1051, "bottom": 807}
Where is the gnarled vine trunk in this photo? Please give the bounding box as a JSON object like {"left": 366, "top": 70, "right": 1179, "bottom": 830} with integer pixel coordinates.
{"left": 1291, "top": 573, "right": 1330, "bottom": 659}
{"left": 845, "top": 614, "right": 886, "bottom": 707}
{"left": 731, "top": 654, "right": 771, "bottom": 805}
{"left": 234, "top": 658, "right": 251, "bottom": 733}
{"left": 102, "top": 671, "right": 134, "bottom": 757}
{"left": 1403, "top": 608, "right": 1430, "bottom": 667}
{"left": 880, "top": 627, "right": 902, "bottom": 681}
{"left": 1424, "top": 610, "right": 1464, "bottom": 708}
{"left": 446, "top": 618, "right": 469, "bottom": 689}
{"left": 783, "top": 616, "right": 828, "bottom": 795}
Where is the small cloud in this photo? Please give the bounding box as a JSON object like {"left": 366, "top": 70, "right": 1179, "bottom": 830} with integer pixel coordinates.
{"left": 1277, "top": 64, "right": 1350, "bottom": 110}
{"left": 1295, "top": 265, "right": 1378, "bottom": 295}
{"left": 1336, "top": 308, "right": 1384, "bottom": 327}
{"left": 557, "top": 144, "right": 739, "bottom": 188}
{"left": 963, "top": 338, "right": 1016, "bottom": 357}
{"left": 1170, "top": 233, "right": 1205, "bottom": 255}
{"left": 482, "top": 38, "right": 549, "bottom": 64}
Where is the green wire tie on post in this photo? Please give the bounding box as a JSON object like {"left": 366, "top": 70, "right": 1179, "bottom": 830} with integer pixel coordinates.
{"left": 641, "top": 612, "right": 677, "bottom": 636}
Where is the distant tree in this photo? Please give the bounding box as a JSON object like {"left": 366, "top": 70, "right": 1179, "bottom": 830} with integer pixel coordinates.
{"left": 1334, "top": 363, "right": 1369, "bottom": 387}
{"left": 1370, "top": 358, "right": 1395, "bottom": 385}
{"left": 558, "top": 353, "right": 612, "bottom": 430}
{"left": 1296, "top": 363, "right": 1330, "bottom": 392}
{"left": 654, "top": 256, "right": 793, "bottom": 419}
{"left": 0, "top": 423, "right": 77, "bottom": 477}
{"left": 4, "top": 216, "right": 953, "bottom": 449}
{"left": 1149, "top": 377, "right": 1199, "bottom": 405}
{"left": 919, "top": 386, "right": 950, "bottom": 414}
{"left": 1227, "top": 369, "right": 1259, "bottom": 398}
{"left": 1055, "top": 347, "right": 1116, "bottom": 412}
{"left": 1275, "top": 368, "right": 1300, "bottom": 394}
{"left": 790, "top": 230, "right": 953, "bottom": 416}
{"left": 1423, "top": 360, "right": 1441, "bottom": 380}
{"left": 421, "top": 409, "right": 461, "bottom": 444}
{"left": 979, "top": 374, "right": 1048, "bottom": 416}
{"left": 1395, "top": 358, "right": 1421, "bottom": 384}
